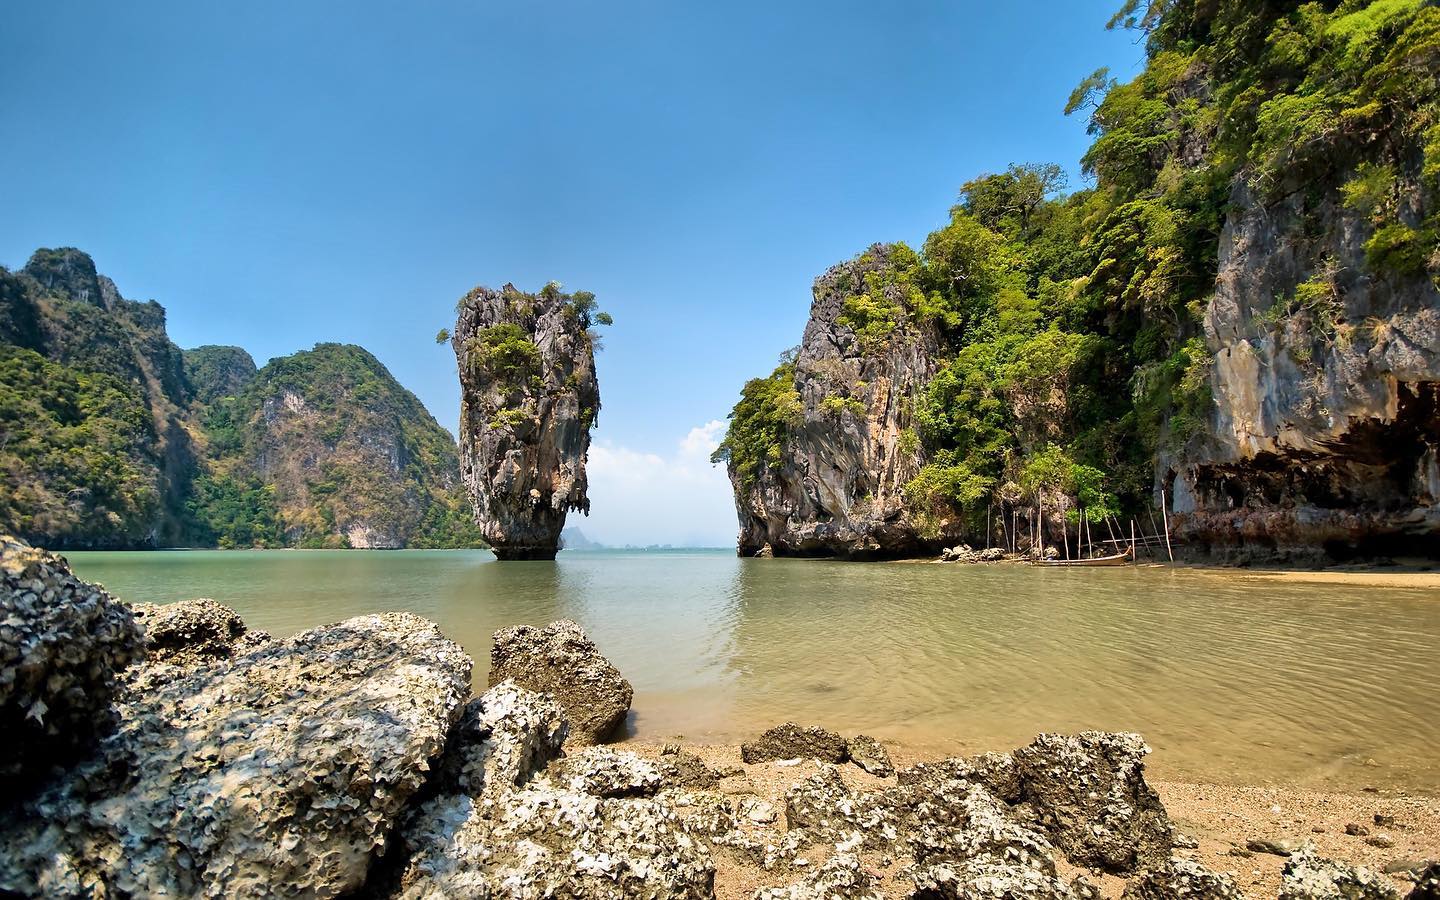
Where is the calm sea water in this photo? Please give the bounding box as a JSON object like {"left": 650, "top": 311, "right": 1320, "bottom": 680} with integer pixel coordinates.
{"left": 64, "top": 549, "right": 1440, "bottom": 792}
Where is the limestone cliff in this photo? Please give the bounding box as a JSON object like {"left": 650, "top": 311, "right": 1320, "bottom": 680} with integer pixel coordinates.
{"left": 201, "top": 343, "right": 481, "bottom": 549}
{"left": 1170, "top": 172, "right": 1440, "bottom": 561}
{"left": 452, "top": 283, "right": 603, "bottom": 559}
{"left": 724, "top": 245, "right": 943, "bottom": 558}
{"left": 1, "top": 248, "right": 480, "bottom": 549}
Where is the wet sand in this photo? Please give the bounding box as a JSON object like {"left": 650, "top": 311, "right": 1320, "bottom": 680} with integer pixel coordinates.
{"left": 624, "top": 741, "right": 1440, "bottom": 899}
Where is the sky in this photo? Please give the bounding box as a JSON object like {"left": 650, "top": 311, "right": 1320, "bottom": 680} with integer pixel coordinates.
{"left": 0, "top": 1, "right": 1144, "bottom": 548}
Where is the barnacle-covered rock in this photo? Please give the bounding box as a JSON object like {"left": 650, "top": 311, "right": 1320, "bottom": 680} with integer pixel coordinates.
{"left": 1279, "top": 846, "right": 1399, "bottom": 900}
{"left": 846, "top": 734, "right": 894, "bottom": 777}
{"left": 398, "top": 782, "right": 716, "bottom": 899}
{"left": 0, "top": 535, "right": 142, "bottom": 782}
{"left": 489, "top": 619, "right": 633, "bottom": 744}
{"left": 434, "top": 679, "right": 568, "bottom": 797}
{"left": 553, "top": 746, "right": 665, "bottom": 798}
{"left": 0, "top": 612, "right": 470, "bottom": 898}
{"left": 1122, "top": 856, "right": 1245, "bottom": 900}
{"left": 396, "top": 681, "right": 714, "bottom": 898}
{"left": 898, "top": 750, "right": 1022, "bottom": 803}
{"left": 1013, "top": 731, "right": 1175, "bottom": 873}
{"left": 130, "top": 597, "right": 260, "bottom": 665}
{"left": 754, "top": 851, "right": 882, "bottom": 899}
{"left": 742, "top": 722, "right": 849, "bottom": 764}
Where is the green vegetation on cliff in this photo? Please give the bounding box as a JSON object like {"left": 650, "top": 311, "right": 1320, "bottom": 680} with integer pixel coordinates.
{"left": 198, "top": 343, "right": 483, "bottom": 549}
{"left": 720, "top": 0, "right": 1440, "bottom": 534}
{"left": 1, "top": 250, "right": 484, "bottom": 549}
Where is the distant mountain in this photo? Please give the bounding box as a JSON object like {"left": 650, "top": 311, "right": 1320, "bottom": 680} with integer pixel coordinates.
{"left": 197, "top": 343, "right": 481, "bottom": 549}
{"left": 0, "top": 248, "right": 483, "bottom": 549}
{"left": 559, "top": 527, "right": 603, "bottom": 550}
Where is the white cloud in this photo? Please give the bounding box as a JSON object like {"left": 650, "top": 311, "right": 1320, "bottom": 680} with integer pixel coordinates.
{"left": 580, "top": 420, "right": 737, "bottom": 547}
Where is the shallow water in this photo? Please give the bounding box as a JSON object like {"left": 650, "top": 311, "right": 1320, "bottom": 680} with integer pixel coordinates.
{"left": 65, "top": 549, "right": 1440, "bottom": 792}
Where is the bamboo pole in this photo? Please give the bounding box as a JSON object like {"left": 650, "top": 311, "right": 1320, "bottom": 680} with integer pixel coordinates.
{"left": 1104, "top": 516, "right": 1120, "bottom": 548}
{"left": 986, "top": 504, "right": 992, "bottom": 550}
{"left": 1160, "top": 489, "right": 1174, "bottom": 563}
{"left": 1060, "top": 504, "right": 1069, "bottom": 560}
{"left": 1131, "top": 519, "right": 1137, "bottom": 558}
{"left": 1037, "top": 497, "right": 1045, "bottom": 558}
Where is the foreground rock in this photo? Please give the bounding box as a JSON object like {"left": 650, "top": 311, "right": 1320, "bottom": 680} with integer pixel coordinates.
{"left": 489, "top": 619, "right": 633, "bottom": 744}
{"left": 742, "top": 722, "right": 849, "bottom": 764}
{"left": 0, "top": 612, "right": 471, "bottom": 898}
{"left": 127, "top": 598, "right": 270, "bottom": 691}
{"left": 1280, "top": 845, "right": 1400, "bottom": 900}
{"left": 451, "top": 281, "right": 605, "bottom": 560}
{"left": 846, "top": 733, "right": 894, "bottom": 777}
{"left": 1015, "top": 731, "right": 1175, "bottom": 873}
{"left": 394, "top": 684, "right": 714, "bottom": 899}
{"left": 0, "top": 535, "right": 142, "bottom": 783}
{"left": 1122, "top": 856, "right": 1244, "bottom": 900}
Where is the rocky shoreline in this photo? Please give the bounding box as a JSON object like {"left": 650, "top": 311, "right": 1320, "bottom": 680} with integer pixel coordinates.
{"left": 2, "top": 534, "right": 1435, "bottom": 899}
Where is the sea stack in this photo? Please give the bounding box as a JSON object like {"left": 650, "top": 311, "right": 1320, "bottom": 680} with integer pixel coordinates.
{"left": 452, "top": 283, "right": 604, "bottom": 560}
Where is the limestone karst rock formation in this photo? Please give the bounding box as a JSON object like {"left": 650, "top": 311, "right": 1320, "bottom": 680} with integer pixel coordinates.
{"left": 451, "top": 283, "right": 603, "bottom": 560}
{"left": 720, "top": 245, "right": 946, "bottom": 559}
{"left": 1169, "top": 175, "right": 1440, "bottom": 562}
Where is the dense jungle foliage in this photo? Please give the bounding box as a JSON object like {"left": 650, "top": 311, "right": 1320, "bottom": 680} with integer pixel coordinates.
{"left": 717, "top": 0, "right": 1440, "bottom": 531}
{"left": 0, "top": 251, "right": 485, "bottom": 549}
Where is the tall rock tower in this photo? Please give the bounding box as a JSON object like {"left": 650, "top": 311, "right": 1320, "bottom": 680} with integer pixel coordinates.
{"left": 452, "top": 283, "right": 604, "bottom": 559}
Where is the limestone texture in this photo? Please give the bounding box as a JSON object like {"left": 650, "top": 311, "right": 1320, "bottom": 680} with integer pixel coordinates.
{"left": 0, "top": 611, "right": 471, "bottom": 898}
{"left": 0, "top": 534, "right": 142, "bottom": 782}
{"left": 741, "top": 722, "right": 850, "bottom": 764}
{"left": 1279, "top": 845, "right": 1400, "bottom": 900}
{"left": 488, "top": 619, "right": 633, "bottom": 744}
{"left": 1170, "top": 175, "right": 1440, "bottom": 561}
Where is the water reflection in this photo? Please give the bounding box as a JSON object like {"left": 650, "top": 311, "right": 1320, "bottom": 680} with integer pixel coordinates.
{"left": 65, "top": 549, "right": 1440, "bottom": 791}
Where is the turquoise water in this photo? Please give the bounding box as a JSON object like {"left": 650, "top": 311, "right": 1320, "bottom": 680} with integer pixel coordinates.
{"left": 65, "top": 549, "right": 1440, "bottom": 792}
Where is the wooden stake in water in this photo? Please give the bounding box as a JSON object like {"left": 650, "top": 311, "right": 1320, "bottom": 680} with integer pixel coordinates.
{"left": 1131, "top": 519, "right": 1137, "bottom": 558}
{"left": 1161, "top": 489, "right": 1174, "bottom": 563}
{"left": 1060, "top": 504, "right": 1069, "bottom": 560}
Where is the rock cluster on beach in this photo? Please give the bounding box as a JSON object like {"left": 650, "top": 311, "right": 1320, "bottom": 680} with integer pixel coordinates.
{"left": 1, "top": 533, "right": 1434, "bottom": 898}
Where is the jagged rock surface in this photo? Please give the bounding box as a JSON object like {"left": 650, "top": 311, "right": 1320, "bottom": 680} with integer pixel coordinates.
{"left": 130, "top": 597, "right": 265, "bottom": 665}
{"left": 1121, "top": 856, "right": 1245, "bottom": 900}
{"left": 488, "top": 619, "right": 633, "bottom": 744}
{"left": 1172, "top": 171, "right": 1440, "bottom": 561}
{"left": 127, "top": 597, "right": 270, "bottom": 692}
{"left": 1013, "top": 731, "right": 1175, "bottom": 874}
{"left": 1279, "top": 845, "right": 1400, "bottom": 900}
{"left": 452, "top": 283, "right": 600, "bottom": 559}
{"left": 846, "top": 734, "right": 894, "bottom": 777}
{"left": 724, "top": 245, "right": 945, "bottom": 558}
{"left": 394, "top": 683, "right": 714, "bottom": 899}
{"left": 0, "top": 535, "right": 142, "bottom": 782}
{"left": 742, "top": 722, "right": 850, "bottom": 764}
{"left": 0, "top": 611, "right": 471, "bottom": 899}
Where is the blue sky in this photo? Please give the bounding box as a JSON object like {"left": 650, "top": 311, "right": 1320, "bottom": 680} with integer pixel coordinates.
{"left": 1, "top": 0, "right": 1143, "bottom": 547}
